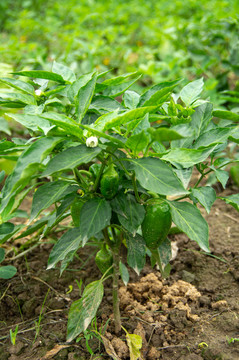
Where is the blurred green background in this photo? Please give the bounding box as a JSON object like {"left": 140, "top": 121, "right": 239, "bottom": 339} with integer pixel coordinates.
{"left": 1, "top": 0, "right": 238, "bottom": 90}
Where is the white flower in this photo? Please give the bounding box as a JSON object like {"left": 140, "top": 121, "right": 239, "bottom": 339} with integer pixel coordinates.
{"left": 35, "top": 89, "right": 43, "bottom": 96}
{"left": 86, "top": 136, "right": 98, "bottom": 148}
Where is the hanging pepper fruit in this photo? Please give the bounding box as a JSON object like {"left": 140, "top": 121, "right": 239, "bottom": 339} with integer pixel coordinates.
{"left": 89, "top": 163, "right": 101, "bottom": 180}
{"left": 100, "top": 164, "right": 119, "bottom": 199}
{"left": 141, "top": 198, "right": 172, "bottom": 250}
{"left": 95, "top": 244, "right": 113, "bottom": 275}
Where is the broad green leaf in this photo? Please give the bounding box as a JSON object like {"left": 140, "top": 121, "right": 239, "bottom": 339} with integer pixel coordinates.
{"left": 0, "top": 77, "right": 35, "bottom": 94}
{"left": 90, "top": 95, "right": 123, "bottom": 113}
{"left": 0, "top": 170, "right": 5, "bottom": 183}
{"left": 31, "top": 181, "right": 76, "bottom": 220}
{"left": 110, "top": 193, "right": 145, "bottom": 235}
{"left": 80, "top": 198, "right": 111, "bottom": 246}
{"left": 93, "top": 110, "right": 119, "bottom": 132}
{"left": 7, "top": 113, "right": 52, "bottom": 134}
{"left": 138, "top": 79, "right": 182, "bottom": 107}
{"left": 148, "top": 127, "right": 186, "bottom": 142}
{"left": 0, "top": 265, "right": 17, "bottom": 279}
{"left": 0, "top": 248, "right": 4, "bottom": 263}
{"left": 67, "top": 280, "right": 104, "bottom": 341}
{"left": 168, "top": 201, "right": 209, "bottom": 252}
{"left": 125, "top": 157, "right": 187, "bottom": 196}
{"left": 0, "top": 137, "right": 62, "bottom": 213}
{"left": 190, "top": 187, "right": 216, "bottom": 213}
{"left": 126, "top": 233, "right": 146, "bottom": 275}
{"left": 214, "top": 169, "right": 229, "bottom": 188}
{"left": 119, "top": 261, "right": 129, "bottom": 286}
{"left": 75, "top": 73, "right": 97, "bottom": 122}
{"left": 193, "top": 128, "right": 234, "bottom": 149}
{"left": 180, "top": 78, "right": 204, "bottom": 107}
{"left": 15, "top": 216, "right": 50, "bottom": 240}
{"left": 190, "top": 102, "right": 213, "bottom": 137}
{"left": 67, "top": 72, "right": 95, "bottom": 102}
{"left": 52, "top": 61, "right": 76, "bottom": 83}
{"left": 0, "top": 117, "right": 11, "bottom": 135}
{"left": 39, "top": 112, "right": 83, "bottom": 138}
{"left": 123, "top": 90, "right": 140, "bottom": 109}
{"left": 0, "top": 222, "right": 14, "bottom": 235}
{"left": 13, "top": 70, "right": 66, "bottom": 83}
{"left": 104, "top": 106, "right": 159, "bottom": 130}
{"left": 96, "top": 72, "right": 139, "bottom": 91}
{"left": 213, "top": 110, "right": 239, "bottom": 122}
{"left": 161, "top": 146, "right": 216, "bottom": 168}
{"left": 47, "top": 227, "right": 82, "bottom": 270}
{"left": 219, "top": 194, "right": 239, "bottom": 212}
{"left": 125, "top": 130, "right": 149, "bottom": 154}
{"left": 102, "top": 75, "right": 142, "bottom": 97}
{"left": 124, "top": 328, "right": 142, "bottom": 360}
{"left": 142, "top": 86, "right": 177, "bottom": 107}
{"left": 0, "top": 91, "right": 36, "bottom": 105}
{"left": 173, "top": 168, "right": 193, "bottom": 189}
{"left": 42, "top": 145, "right": 101, "bottom": 176}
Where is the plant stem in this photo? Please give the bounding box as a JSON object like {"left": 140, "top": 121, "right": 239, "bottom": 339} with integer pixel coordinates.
{"left": 112, "top": 250, "right": 121, "bottom": 334}
{"left": 131, "top": 171, "right": 143, "bottom": 204}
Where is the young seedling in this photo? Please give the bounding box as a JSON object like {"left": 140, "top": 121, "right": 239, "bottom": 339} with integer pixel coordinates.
{"left": 0, "top": 64, "right": 238, "bottom": 342}
{"left": 9, "top": 325, "right": 19, "bottom": 346}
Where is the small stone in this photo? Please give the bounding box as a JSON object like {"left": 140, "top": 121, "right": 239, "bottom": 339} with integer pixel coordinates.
{"left": 181, "top": 270, "right": 195, "bottom": 283}
{"left": 211, "top": 300, "right": 228, "bottom": 310}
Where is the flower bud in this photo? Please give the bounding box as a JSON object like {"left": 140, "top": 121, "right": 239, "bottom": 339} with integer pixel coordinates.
{"left": 86, "top": 136, "right": 98, "bottom": 148}
{"left": 35, "top": 89, "right": 43, "bottom": 96}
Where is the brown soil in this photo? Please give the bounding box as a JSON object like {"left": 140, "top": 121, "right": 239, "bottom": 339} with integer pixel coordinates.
{"left": 0, "top": 187, "right": 239, "bottom": 360}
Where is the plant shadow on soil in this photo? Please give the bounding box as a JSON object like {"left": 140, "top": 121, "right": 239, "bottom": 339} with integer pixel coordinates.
{"left": 0, "top": 186, "right": 239, "bottom": 360}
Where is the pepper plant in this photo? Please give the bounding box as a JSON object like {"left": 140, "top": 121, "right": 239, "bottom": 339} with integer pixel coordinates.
{"left": 0, "top": 62, "right": 238, "bottom": 341}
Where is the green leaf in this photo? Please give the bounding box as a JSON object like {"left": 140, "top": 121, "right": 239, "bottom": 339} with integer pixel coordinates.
{"left": 124, "top": 328, "right": 142, "bottom": 360}
{"left": 7, "top": 113, "right": 52, "bottom": 134}
{"left": 148, "top": 127, "right": 186, "bottom": 142}
{"left": 161, "top": 146, "right": 216, "bottom": 168}
{"left": 190, "top": 187, "right": 216, "bottom": 213}
{"left": 0, "top": 222, "right": 14, "bottom": 235}
{"left": 214, "top": 169, "right": 229, "bottom": 188}
{"left": 190, "top": 102, "right": 213, "bottom": 137}
{"left": 75, "top": 73, "right": 97, "bottom": 122}
{"left": 0, "top": 265, "right": 17, "bottom": 279}
{"left": 138, "top": 79, "right": 182, "bottom": 107}
{"left": 31, "top": 181, "right": 75, "bottom": 220}
{"left": 90, "top": 95, "right": 123, "bottom": 113}
{"left": 180, "top": 78, "right": 204, "bottom": 106}
{"left": 80, "top": 124, "right": 126, "bottom": 147}
{"left": 0, "top": 91, "right": 36, "bottom": 105}
{"left": 0, "top": 248, "right": 5, "bottom": 263}
{"left": 110, "top": 193, "right": 145, "bottom": 235}
{"left": 52, "top": 61, "right": 76, "bottom": 83}
{"left": 67, "top": 72, "right": 95, "bottom": 102}
{"left": 168, "top": 201, "right": 209, "bottom": 252}
{"left": 103, "top": 75, "right": 142, "bottom": 97}
{"left": 125, "top": 157, "right": 187, "bottom": 196}
{"left": 42, "top": 145, "right": 101, "bottom": 176}
{"left": 219, "top": 194, "right": 239, "bottom": 212}
{"left": 0, "top": 77, "right": 35, "bottom": 94}
{"left": 80, "top": 198, "right": 111, "bottom": 246}
{"left": 126, "top": 233, "right": 146, "bottom": 275}
{"left": 193, "top": 128, "right": 234, "bottom": 149}
{"left": 47, "top": 227, "right": 82, "bottom": 270}
{"left": 93, "top": 110, "right": 119, "bottom": 132}
{"left": 67, "top": 280, "right": 104, "bottom": 342}
{"left": 0, "top": 137, "right": 62, "bottom": 213}
{"left": 104, "top": 106, "right": 158, "bottom": 130}
{"left": 0, "top": 117, "right": 11, "bottom": 135}
{"left": 173, "top": 168, "right": 193, "bottom": 189}
{"left": 125, "top": 130, "right": 149, "bottom": 154}
{"left": 15, "top": 216, "right": 50, "bottom": 240}
{"left": 39, "top": 112, "right": 83, "bottom": 138}
{"left": 13, "top": 70, "right": 66, "bottom": 83}
{"left": 123, "top": 90, "right": 140, "bottom": 109}
{"left": 213, "top": 110, "right": 239, "bottom": 122}
{"left": 119, "top": 261, "right": 129, "bottom": 286}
